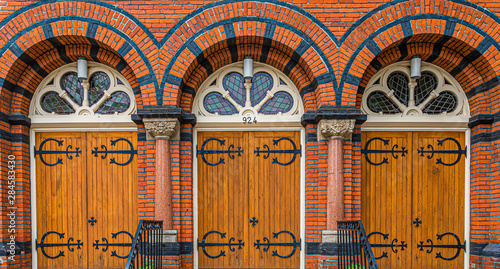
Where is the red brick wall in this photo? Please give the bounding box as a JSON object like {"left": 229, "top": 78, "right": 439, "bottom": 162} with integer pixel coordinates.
{"left": 1, "top": 0, "right": 500, "bottom": 268}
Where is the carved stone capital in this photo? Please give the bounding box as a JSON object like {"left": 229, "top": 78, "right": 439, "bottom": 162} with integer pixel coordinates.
{"left": 318, "top": 119, "right": 356, "bottom": 141}
{"left": 144, "top": 118, "right": 179, "bottom": 140}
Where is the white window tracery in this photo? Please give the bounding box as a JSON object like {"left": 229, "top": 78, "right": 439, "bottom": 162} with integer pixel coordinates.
{"left": 193, "top": 62, "right": 303, "bottom": 126}
{"left": 30, "top": 62, "right": 136, "bottom": 125}
{"left": 361, "top": 61, "right": 469, "bottom": 128}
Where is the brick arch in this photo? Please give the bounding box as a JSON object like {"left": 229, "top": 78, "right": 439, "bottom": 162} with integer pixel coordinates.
{"left": 0, "top": 1, "right": 159, "bottom": 114}
{"left": 159, "top": 1, "right": 338, "bottom": 108}
{"left": 6, "top": 38, "right": 144, "bottom": 116}
{"left": 356, "top": 33, "right": 494, "bottom": 116}
{"left": 177, "top": 36, "right": 318, "bottom": 112}
{"left": 341, "top": 15, "right": 500, "bottom": 108}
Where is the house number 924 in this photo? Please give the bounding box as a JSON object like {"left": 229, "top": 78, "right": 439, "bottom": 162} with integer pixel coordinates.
{"left": 242, "top": 117, "right": 257, "bottom": 124}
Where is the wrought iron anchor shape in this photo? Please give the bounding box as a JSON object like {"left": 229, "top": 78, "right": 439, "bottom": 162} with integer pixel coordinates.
{"left": 197, "top": 138, "right": 243, "bottom": 166}
{"left": 254, "top": 230, "right": 301, "bottom": 258}
{"left": 417, "top": 232, "right": 466, "bottom": 261}
{"left": 418, "top": 137, "right": 467, "bottom": 166}
{"left": 254, "top": 137, "right": 301, "bottom": 166}
{"left": 93, "top": 231, "right": 133, "bottom": 259}
{"left": 362, "top": 137, "right": 407, "bottom": 166}
{"left": 35, "top": 138, "right": 82, "bottom": 166}
{"left": 367, "top": 231, "right": 407, "bottom": 260}
{"left": 92, "top": 138, "right": 137, "bottom": 166}
{"left": 197, "top": 230, "right": 244, "bottom": 258}
{"left": 36, "top": 231, "right": 83, "bottom": 259}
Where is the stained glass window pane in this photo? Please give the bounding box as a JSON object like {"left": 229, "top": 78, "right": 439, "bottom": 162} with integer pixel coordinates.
{"left": 367, "top": 91, "right": 400, "bottom": 114}
{"left": 259, "top": 92, "right": 293, "bottom": 114}
{"left": 387, "top": 71, "right": 409, "bottom": 105}
{"left": 60, "top": 72, "right": 83, "bottom": 106}
{"left": 96, "top": 92, "right": 131, "bottom": 114}
{"left": 251, "top": 72, "right": 273, "bottom": 106}
{"left": 280, "top": 78, "right": 287, "bottom": 85}
{"left": 223, "top": 72, "right": 246, "bottom": 106}
{"left": 204, "top": 92, "right": 238, "bottom": 115}
{"left": 40, "top": 92, "right": 75, "bottom": 114}
{"left": 117, "top": 78, "right": 124, "bottom": 85}
{"left": 415, "top": 71, "right": 438, "bottom": 105}
{"left": 423, "top": 92, "right": 457, "bottom": 114}
{"left": 89, "top": 72, "right": 111, "bottom": 106}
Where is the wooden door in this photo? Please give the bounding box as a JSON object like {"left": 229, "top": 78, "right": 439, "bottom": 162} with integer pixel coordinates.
{"left": 361, "top": 132, "right": 465, "bottom": 269}
{"left": 411, "top": 132, "right": 465, "bottom": 268}
{"left": 36, "top": 132, "right": 138, "bottom": 269}
{"left": 197, "top": 131, "right": 300, "bottom": 269}
{"left": 36, "top": 132, "right": 88, "bottom": 268}
{"left": 86, "top": 132, "right": 139, "bottom": 268}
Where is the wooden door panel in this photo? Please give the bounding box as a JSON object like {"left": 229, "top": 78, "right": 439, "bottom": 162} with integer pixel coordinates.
{"left": 198, "top": 132, "right": 249, "bottom": 269}
{"left": 86, "top": 132, "right": 138, "bottom": 269}
{"left": 361, "top": 131, "right": 465, "bottom": 269}
{"left": 361, "top": 132, "right": 412, "bottom": 269}
{"left": 249, "top": 132, "right": 300, "bottom": 268}
{"left": 412, "top": 132, "right": 464, "bottom": 268}
{"left": 249, "top": 131, "right": 300, "bottom": 269}
{"left": 197, "top": 131, "right": 300, "bottom": 269}
{"left": 36, "top": 132, "right": 88, "bottom": 269}
{"left": 36, "top": 132, "right": 138, "bottom": 269}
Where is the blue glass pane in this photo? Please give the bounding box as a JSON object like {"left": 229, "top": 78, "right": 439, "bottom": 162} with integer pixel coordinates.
{"left": 89, "top": 71, "right": 111, "bottom": 106}
{"left": 280, "top": 78, "right": 287, "bottom": 85}
{"left": 60, "top": 72, "right": 83, "bottom": 106}
{"left": 367, "top": 91, "right": 400, "bottom": 114}
{"left": 423, "top": 92, "right": 457, "bottom": 114}
{"left": 223, "top": 72, "right": 246, "bottom": 106}
{"left": 96, "top": 92, "right": 130, "bottom": 114}
{"left": 415, "top": 71, "right": 437, "bottom": 105}
{"left": 41, "top": 91, "right": 75, "bottom": 114}
{"left": 251, "top": 72, "right": 273, "bottom": 106}
{"left": 259, "top": 92, "right": 293, "bottom": 115}
{"left": 387, "top": 71, "right": 409, "bottom": 106}
{"left": 204, "top": 92, "right": 238, "bottom": 115}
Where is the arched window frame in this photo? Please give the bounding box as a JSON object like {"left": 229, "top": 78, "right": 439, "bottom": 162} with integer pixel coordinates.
{"left": 193, "top": 62, "right": 304, "bottom": 127}
{"left": 361, "top": 61, "right": 470, "bottom": 129}
{"left": 30, "top": 62, "right": 137, "bottom": 128}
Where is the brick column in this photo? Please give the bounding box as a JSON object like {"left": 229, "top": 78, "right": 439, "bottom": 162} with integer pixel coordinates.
{"left": 318, "top": 119, "right": 355, "bottom": 230}
{"left": 144, "top": 118, "right": 178, "bottom": 229}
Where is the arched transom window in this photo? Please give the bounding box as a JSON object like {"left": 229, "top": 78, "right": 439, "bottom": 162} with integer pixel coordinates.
{"left": 30, "top": 62, "right": 136, "bottom": 124}
{"left": 361, "top": 61, "right": 469, "bottom": 127}
{"left": 193, "top": 62, "right": 303, "bottom": 126}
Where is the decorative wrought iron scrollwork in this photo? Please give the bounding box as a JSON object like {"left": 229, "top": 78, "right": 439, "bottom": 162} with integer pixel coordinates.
{"left": 254, "top": 230, "right": 301, "bottom": 258}
{"left": 367, "top": 231, "right": 407, "bottom": 260}
{"left": 417, "top": 232, "right": 466, "bottom": 261}
{"left": 36, "top": 231, "right": 83, "bottom": 259}
{"left": 362, "top": 137, "right": 407, "bottom": 166}
{"left": 93, "top": 231, "right": 133, "bottom": 259}
{"left": 92, "top": 138, "right": 137, "bottom": 166}
{"left": 197, "top": 230, "right": 244, "bottom": 258}
{"left": 254, "top": 137, "right": 301, "bottom": 166}
{"left": 417, "top": 137, "right": 467, "bottom": 166}
{"left": 197, "top": 138, "right": 244, "bottom": 166}
{"left": 35, "top": 138, "right": 82, "bottom": 166}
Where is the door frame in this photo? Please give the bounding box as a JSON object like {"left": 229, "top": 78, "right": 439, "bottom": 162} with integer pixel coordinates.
{"left": 30, "top": 124, "right": 137, "bottom": 269}
{"left": 193, "top": 125, "right": 306, "bottom": 269}
{"left": 360, "top": 125, "right": 470, "bottom": 269}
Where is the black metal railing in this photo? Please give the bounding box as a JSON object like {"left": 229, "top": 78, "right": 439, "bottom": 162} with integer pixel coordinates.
{"left": 338, "top": 221, "right": 378, "bottom": 269}
{"left": 125, "top": 220, "right": 164, "bottom": 269}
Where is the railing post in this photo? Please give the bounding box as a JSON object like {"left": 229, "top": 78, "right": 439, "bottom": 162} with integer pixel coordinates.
{"left": 337, "top": 221, "right": 378, "bottom": 269}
